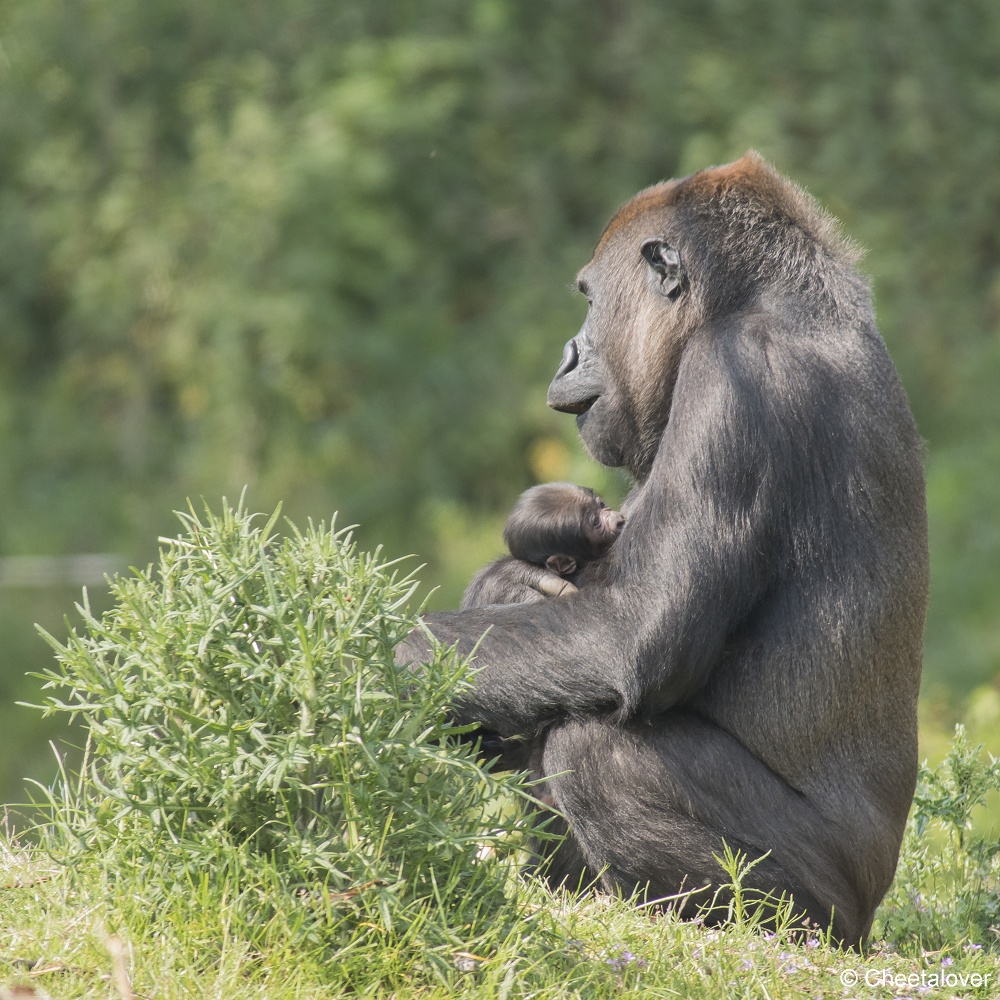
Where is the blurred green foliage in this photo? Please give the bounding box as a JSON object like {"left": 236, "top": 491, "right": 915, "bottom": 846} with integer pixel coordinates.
{"left": 2, "top": 0, "right": 999, "bottom": 802}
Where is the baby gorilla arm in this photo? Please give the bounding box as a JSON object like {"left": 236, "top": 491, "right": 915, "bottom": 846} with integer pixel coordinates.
{"left": 460, "top": 556, "right": 577, "bottom": 609}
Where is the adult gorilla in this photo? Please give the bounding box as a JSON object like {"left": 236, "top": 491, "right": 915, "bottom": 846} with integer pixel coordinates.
{"left": 399, "top": 152, "right": 928, "bottom": 946}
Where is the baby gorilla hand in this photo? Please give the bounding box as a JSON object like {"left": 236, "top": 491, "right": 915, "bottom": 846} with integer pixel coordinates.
{"left": 534, "top": 571, "right": 579, "bottom": 598}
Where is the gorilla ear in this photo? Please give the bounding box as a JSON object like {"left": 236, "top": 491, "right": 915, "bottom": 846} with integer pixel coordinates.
{"left": 641, "top": 240, "right": 685, "bottom": 299}
{"left": 545, "top": 553, "right": 578, "bottom": 577}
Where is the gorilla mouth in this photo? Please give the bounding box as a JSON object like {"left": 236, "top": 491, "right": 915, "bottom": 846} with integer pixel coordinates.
{"left": 575, "top": 398, "right": 599, "bottom": 430}
{"left": 555, "top": 394, "right": 599, "bottom": 417}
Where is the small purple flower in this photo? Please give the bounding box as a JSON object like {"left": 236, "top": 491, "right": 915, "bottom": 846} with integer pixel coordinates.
{"left": 606, "top": 949, "right": 647, "bottom": 972}
{"left": 806, "top": 938, "right": 820, "bottom": 949}
{"left": 940, "top": 956, "right": 954, "bottom": 967}
{"left": 964, "top": 942, "right": 982, "bottom": 952}
{"left": 740, "top": 959, "right": 753, "bottom": 970}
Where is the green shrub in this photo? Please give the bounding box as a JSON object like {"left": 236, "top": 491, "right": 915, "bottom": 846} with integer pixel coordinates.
{"left": 27, "top": 499, "right": 541, "bottom": 975}
{"left": 875, "top": 725, "right": 1000, "bottom": 952}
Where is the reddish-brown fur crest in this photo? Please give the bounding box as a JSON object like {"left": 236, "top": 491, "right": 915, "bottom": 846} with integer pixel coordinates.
{"left": 594, "top": 182, "right": 675, "bottom": 252}
{"left": 597, "top": 151, "right": 859, "bottom": 264}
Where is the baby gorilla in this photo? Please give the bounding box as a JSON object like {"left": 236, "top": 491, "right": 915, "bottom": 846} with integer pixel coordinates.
{"left": 461, "top": 482, "right": 625, "bottom": 609}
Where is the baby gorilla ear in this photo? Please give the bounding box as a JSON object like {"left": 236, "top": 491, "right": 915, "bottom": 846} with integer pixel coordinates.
{"left": 545, "top": 553, "right": 578, "bottom": 577}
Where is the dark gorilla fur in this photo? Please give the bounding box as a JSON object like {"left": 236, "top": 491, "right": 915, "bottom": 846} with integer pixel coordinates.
{"left": 398, "top": 153, "right": 928, "bottom": 946}
{"left": 460, "top": 483, "right": 625, "bottom": 608}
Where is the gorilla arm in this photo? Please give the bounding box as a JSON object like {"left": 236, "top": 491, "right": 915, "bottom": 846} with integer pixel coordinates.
{"left": 399, "top": 319, "right": 785, "bottom": 738}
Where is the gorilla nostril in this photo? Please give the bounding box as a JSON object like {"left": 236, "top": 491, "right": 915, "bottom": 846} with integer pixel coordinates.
{"left": 555, "top": 338, "right": 579, "bottom": 378}
{"left": 614, "top": 514, "right": 626, "bottom": 532}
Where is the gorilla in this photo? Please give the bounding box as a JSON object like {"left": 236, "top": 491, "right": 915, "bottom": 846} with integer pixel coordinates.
{"left": 398, "top": 152, "right": 928, "bottom": 946}
{"left": 460, "top": 482, "right": 625, "bottom": 609}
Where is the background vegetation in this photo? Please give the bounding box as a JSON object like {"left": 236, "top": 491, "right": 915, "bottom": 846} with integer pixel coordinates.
{"left": 1, "top": 0, "right": 999, "bottom": 801}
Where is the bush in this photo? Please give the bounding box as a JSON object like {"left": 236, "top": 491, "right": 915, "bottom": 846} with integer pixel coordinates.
{"left": 875, "top": 725, "right": 1000, "bottom": 952}
{"left": 27, "top": 499, "right": 541, "bottom": 973}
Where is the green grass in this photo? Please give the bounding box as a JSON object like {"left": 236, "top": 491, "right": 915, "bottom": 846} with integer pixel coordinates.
{"left": 2, "top": 838, "right": 998, "bottom": 999}
{"left": 1, "top": 500, "right": 998, "bottom": 998}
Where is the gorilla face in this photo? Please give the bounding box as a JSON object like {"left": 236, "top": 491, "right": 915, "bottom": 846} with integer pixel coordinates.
{"left": 546, "top": 192, "right": 692, "bottom": 481}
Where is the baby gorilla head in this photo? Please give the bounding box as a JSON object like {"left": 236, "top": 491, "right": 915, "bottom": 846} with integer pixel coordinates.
{"left": 459, "top": 482, "right": 625, "bottom": 610}
{"left": 503, "top": 482, "right": 625, "bottom": 578}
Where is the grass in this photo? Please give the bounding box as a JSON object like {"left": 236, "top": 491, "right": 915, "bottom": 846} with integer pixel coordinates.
{"left": 2, "top": 837, "right": 998, "bottom": 999}
{"left": 1, "top": 499, "right": 998, "bottom": 998}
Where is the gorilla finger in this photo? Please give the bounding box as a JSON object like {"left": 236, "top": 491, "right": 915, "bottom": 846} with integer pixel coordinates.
{"left": 536, "top": 573, "right": 579, "bottom": 597}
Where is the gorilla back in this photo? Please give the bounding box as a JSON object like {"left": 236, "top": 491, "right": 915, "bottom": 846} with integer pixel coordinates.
{"left": 401, "top": 153, "right": 929, "bottom": 945}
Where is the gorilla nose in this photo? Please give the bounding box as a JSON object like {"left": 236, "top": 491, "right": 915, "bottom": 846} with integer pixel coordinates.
{"left": 555, "top": 338, "right": 579, "bottom": 378}
{"left": 548, "top": 336, "right": 601, "bottom": 413}
{"left": 613, "top": 513, "right": 626, "bottom": 532}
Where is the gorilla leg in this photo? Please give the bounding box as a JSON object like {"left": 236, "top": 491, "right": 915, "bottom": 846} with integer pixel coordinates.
{"left": 533, "top": 714, "right": 872, "bottom": 946}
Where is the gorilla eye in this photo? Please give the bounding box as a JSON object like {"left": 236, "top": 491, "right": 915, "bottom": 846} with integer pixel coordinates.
{"left": 641, "top": 239, "right": 685, "bottom": 300}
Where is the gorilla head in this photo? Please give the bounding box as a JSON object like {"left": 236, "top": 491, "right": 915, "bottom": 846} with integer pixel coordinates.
{"left": 549, "top": 152, "right": 858, "bottom": 481}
